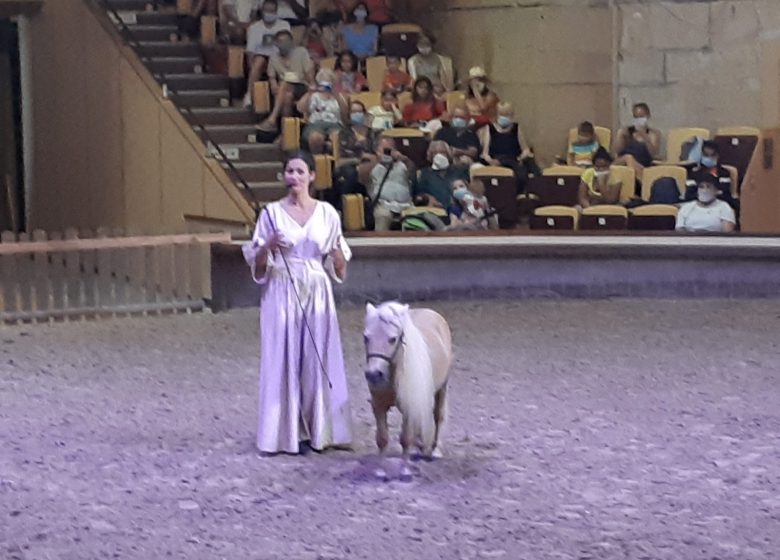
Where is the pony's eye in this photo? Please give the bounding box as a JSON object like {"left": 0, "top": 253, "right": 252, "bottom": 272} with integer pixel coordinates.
{"left": 388, "top": 337, "right": 397, "bottom": 344}
{"left": 363, "top": 335, "right": 369, "bottom": 345}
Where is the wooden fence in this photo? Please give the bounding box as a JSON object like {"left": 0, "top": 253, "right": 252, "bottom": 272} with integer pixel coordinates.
{"left": 0, "top": 228, "right": 231, "bottom": 323}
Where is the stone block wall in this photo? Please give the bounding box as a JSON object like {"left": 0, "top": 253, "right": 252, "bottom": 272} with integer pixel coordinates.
{"left": 408, "top": 0, "right": 780, "bottom": 162}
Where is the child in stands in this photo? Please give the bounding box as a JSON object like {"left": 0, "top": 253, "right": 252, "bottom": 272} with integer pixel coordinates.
{"left": 568, "top": 121, "right": 601, "bottom": 168}
{"left": 382, "top": 55, "right": 412, "bottom": 93}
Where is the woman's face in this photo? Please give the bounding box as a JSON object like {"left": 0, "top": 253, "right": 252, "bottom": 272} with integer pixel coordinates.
{"left": 633, "top": 106, "right": 649, "bottom": 119}
{"left": 382, "top": 94, "right": 396, "bottom": 110}
{"left": 284, "top": 158, "right": 314, "bottom": 194}
{"left": 593, "top": 158, "right": 611, "bottom": 173}
{"left": 340, "top": 55, "right": 354, "bottom": 72}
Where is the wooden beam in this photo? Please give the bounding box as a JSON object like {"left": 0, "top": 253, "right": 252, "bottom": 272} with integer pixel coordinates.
{"left": 0, "top": 232, "right": 231, "bottom": 255}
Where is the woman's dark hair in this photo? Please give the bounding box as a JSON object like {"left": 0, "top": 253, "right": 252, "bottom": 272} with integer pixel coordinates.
{"left": 335, "top": 50, "right": 359, "bottom": 72}
{"left": 412, "top": 76, "right": 434, "bottom": 103}
{"left": 702, "top": 140, "right": 719, "bottom": 155}
{"left": 350, "top": 100, "right": 367, "bottom": 112}
{"left": 284, "top": 150, "right": 317, "bottom": 173}
{"left": 593, "top": 146, "right": 613, "bottom": 164}
{"left": 633, "top": 102, "right": 651, "bottom": 116}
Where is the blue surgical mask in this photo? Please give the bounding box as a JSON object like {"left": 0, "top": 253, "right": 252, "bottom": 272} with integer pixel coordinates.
{"left": 262, "top": 13, "right": 277, "bottom": 24}
{"left": 701, "top": 156, "right": 717, "bottom": 168}
{"left": 451, "top": 117, "right": 467, "bottom": 129}
{"left": 318, "top": 82, "right": 333, "bottom": 92}
{"left": 350, "top": 112, "right": 365, "bottom": 125}
{"left": 497, "top": 116, "right": 512, "bottom": 128}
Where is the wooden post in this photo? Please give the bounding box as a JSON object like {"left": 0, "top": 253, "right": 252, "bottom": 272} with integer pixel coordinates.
{"left": 201, "top": 15, "right": 217, "bottom": 47}
{"left": 228, "top": 46, "right": 245, "bottom": 78}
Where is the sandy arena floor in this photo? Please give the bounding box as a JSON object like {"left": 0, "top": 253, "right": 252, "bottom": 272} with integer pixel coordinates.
{"left": 1, "top": 299, "right": 779, "bottom": 560}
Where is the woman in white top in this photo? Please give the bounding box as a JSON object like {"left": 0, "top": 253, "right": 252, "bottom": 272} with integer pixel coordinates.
{"left": 297, "top": 69, "right": 348, "bottom": 154}
{"left": 241, "top": 151, "right": 353, "bottom": 454}
{"left": 676, "top": 180, "right": 736, "bottom": 233}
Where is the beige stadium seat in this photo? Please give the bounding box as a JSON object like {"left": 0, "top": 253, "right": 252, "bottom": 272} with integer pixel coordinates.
{"left": 580, "top": 205, "right": 628, "bottom": 230}
{"left": 641, "top": 165, "right": 687, "bottom": 201}
{"left": 658, "top": 127, "right": 711, "bottom": 164}
{"left": 542, "top": 165, "right": 585, "bottom": 177}
{"left": 531, "top": 205, "right": 579, "bottom": 230}
{"left": 628, "top": 204, "right": 678, "bottom": 231}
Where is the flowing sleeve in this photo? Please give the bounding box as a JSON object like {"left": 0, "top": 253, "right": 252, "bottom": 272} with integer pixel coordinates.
{"left": 241, "top": 207, "right": 277, "bottom": 285}
{"left": 321, "top": 204, "right": 352, "bottom": 284}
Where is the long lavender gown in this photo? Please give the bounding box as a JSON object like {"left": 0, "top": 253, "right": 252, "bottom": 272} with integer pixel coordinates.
{"left": 242, "top": 201, "right": 353, "bottom": 454}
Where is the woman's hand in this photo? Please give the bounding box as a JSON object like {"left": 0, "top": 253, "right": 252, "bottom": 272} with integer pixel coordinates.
{"left": 330, "top": 245, "right": 347, "bottom": 280}
{"left": 265, "top": 232, "right": 289, "bottom": 253}
{"left": 520, "top": 148, "right": 534, "bottom": 160}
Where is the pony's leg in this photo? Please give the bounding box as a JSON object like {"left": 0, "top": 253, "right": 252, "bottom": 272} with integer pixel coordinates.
{"left": 372, "top": 402, "right": 390, "bottom": 454}
{"left": 399, "top": 415, "right": 415, "bottom": 482}
{"left": 431, "top": 384, "right": 449, "bottom": 459}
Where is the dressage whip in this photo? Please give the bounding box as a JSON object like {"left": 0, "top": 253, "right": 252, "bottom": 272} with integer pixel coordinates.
{"left": 258, "top": 206, "right": 334, "bottom": 390}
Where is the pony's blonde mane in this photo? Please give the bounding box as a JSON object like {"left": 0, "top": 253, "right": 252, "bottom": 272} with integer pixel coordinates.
{"left": 377, "top": 303, "right": 435, "bottom": 442}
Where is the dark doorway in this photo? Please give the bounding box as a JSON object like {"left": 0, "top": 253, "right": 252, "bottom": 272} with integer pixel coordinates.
{"left": 0, "top": 19, "right": 24, "bottom": 232}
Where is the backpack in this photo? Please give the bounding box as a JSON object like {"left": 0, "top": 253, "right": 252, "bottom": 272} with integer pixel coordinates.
{"left": 401, "top": 212, "right": 447, "bottom": 231}
{"left": 680, "top": 136, "right": 704, "bottom": 163}
{"left": 649, "top": 177, "right": 681, "bottom": 204}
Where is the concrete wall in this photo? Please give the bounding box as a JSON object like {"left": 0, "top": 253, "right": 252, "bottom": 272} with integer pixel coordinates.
{"left": 409, "top": 0, "right": 780, "bottom": 162}
{"left": 24, "top": 0, "right": 254, "bottom": 234}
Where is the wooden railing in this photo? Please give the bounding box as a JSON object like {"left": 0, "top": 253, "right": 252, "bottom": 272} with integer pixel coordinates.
{"left": 0, "top": 229, "right": 230, "bottom": 323}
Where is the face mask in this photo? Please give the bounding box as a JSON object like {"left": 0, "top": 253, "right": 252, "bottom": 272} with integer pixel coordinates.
{"left": 701, "top": 156, "right": 717, "bottom": 168}
{"left": 452, "top": 186, "right": 469, "bottom": 201}
{"left": 595, "top": 170, "right": 609, "bottom": 178}
{"left": 633, "top": 117, "right": 648, "bottom": 128}
{"left": 475, "top": 81, "right": 487, "bottom": 93}
{"left": 381, "top": 153, "right": 393, "bottom": 164}
{"left": 262, "top": 13, "right": 277, "bottom": 24}
{"left": 350, "top": 112, "right": 365, "bottom": 126}
{"left": 451, "top": 117, "right": 467, "bottom": 129}
{"left": 432, "top": 153, "right": 450, "bottom": 170}
{"left": 418, "top": 46, "right": 432, "bottom": 56}
{"left": 497, "top": 116, "right": 512, "bottom": 128}
{"left": 354, "top": 9, "right": 367, "bottom": 20}
{"left": 278, "top": 44, "right": 292, "bottom": 56}
{"left": 318, "top": 82, "right": 333, "bottom": 92}
{"left": 698, "top": 189, "right": 716, "bottom": 204}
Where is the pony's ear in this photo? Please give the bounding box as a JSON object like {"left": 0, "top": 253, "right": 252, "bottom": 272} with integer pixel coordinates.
{"left": 400, "top": 304, "right": 410, "bottom": 316}
{"left": 365, "top": 302, "right": 376, "bottom": 316}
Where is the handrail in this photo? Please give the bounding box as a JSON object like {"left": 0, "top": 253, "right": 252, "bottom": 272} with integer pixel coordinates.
{"left": 96, "top": 0, "right": 261, "bottom": 222}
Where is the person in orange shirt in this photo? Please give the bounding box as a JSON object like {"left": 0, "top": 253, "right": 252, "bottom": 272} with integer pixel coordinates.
{"left": 382, "top": 55, "right": 411, "bottom": 93}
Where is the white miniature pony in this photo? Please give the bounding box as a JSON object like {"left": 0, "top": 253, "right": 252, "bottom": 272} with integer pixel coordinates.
{"left": 363, "top": 302, "right": 453, "bottom": 463}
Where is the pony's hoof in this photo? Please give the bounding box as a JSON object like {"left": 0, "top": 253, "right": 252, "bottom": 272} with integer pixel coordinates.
{"left": 399, "top": 466, "right": 413, "bottom": 482}
{"left": 431, "top": 447, "right": 443, "bottom": 459}
{"left": 374, "top": 468, "right": 389, "bottom": 482}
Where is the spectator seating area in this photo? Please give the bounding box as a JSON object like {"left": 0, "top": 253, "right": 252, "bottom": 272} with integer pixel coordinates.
{"left": 104, "top": 0, "right": 760, "bottom": 235}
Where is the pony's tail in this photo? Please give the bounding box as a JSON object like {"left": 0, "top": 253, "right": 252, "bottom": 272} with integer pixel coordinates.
{"left": 396, "top": 314, "right": 436, "bottom": 452}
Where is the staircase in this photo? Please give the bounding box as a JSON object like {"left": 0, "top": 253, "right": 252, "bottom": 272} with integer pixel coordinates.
{"left": 103, "top": 0, "right": 285, "bottom": 214}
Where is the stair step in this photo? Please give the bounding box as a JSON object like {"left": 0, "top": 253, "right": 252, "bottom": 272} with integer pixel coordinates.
{"left": 136, "top": 41, "right": 201, "bottom": 57}
{"left": 124, "top": 24, "right": 178, "bottom": 41}
{"left": 170, "top": 89, "right": 231, "bottom": 108}
{"left": 183, "top": 107, "right": 256, "bottom": 126}
{"left": 240, "top": 182, "right": 288, "bottom": 203}
{"left": 196, "top": 125, "right": 260, "bottom": 144}
{"left": 135, "top": 11, "right": 179, "bottom": 25}
{"left": 160, "top": 73, "right": 229, "bottom": 92}
{"left": 222, "top": 162, "right": 282, "bottom": 183}
{"left": 148, "top": 56, "right": 203, "bottom": 75}
{"left": 105, "top": 0, "right": 155, "bottom": 10}
{"left": 211, "top": 142, "right": 282, "bottom": 163}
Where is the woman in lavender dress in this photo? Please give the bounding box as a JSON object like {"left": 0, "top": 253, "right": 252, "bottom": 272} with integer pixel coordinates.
{"left": 242, "top": 151, "right": 353, "bottom": 454}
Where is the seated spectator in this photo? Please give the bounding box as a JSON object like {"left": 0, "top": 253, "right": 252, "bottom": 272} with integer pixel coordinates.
{"left": 433, "top": 105, "right": 481, "bottom": 166}
{"left": 464, "top": 66, "right": 499, "bottom": 128}
{"left": 613, "top": 102, "right": 661, "bottom": 180}
{"left": 577, "top": 148, "right": 622, "bottom": 208}
{"left": 308, "top": 0, "right": 344, "bottom": 25}
{"left": 301, "top": 19, "right": 334, "bottom": 63}
{"left": 676, "top": 180, "right": 736, "bottom": 233}
{"left": 415, "top": 141, "right": 469, "bottom": 209}
{"left": 244, "top": 0, "right": 291, "bottom": 107}
{"left": 178, "top": 0, "right": 218, "bottom": 41}
{"left": 257, "top": 30, "right": 315, "bottom": 131}
{"left": 685, "top": 140, "right": 737, "bottom": 209}
{"left": 339, "top": 100, "right": 375, "bottom": 160}
{"left": 402, "top": 77, "right": 446, "bottom": 127}
{"left": 333, "top": 50, "right": 368, "bottom": 94}
{"left": 382, "top": 55, "right": 412, "bottom": 94}
{"left": 364, "top": 0, "right": 394, "bottom": 26}
{"left": 220, "top": 0, "right": 260, "bottom": 44}
{"left": 478, "top": 101, "right": 537, "bottom": 193}
{"left": 367, "top": 136, "right": 416, "bottom": 231}
{"left": 297, "top": 69, "right": 348, "bottom": 154}
{"left": 338, "top": 3, "right": 379, "bottom": 63}
{"left": 568, "top": 121, "right": 601, "bottom": 168}
{"left": 407, "top": 35, "right": 448, "bottom": 92}
{"left": 368, "top": 89, "right": 402, "bottom": 131}
{"left": 448, "top": 179, "right": 498, "bottom": 230}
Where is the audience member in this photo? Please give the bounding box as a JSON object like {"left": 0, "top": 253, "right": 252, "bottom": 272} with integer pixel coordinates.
{"left": 407, "top": 35, "right": 448, "bottom": 92}
{"left": 478, "top": 101, "right": 536, "bottom": 193}
{"left": 276, "top": 0, "right": 307, "bottom": 24}
{"left": 368, "top": 90, "right": 402, "bottom": 131}
{"left": 339, "top": 100, "right": 375, "bottom": 160}
{"left": 614, "top": 102, "right": 661, "bottom": 180}
{"left": 402, "top": 77, "right": 446, "bottom": 127}
{"left": 244, "top": 0, "right": 291, "bottom": 106}
{"left": 367, "top": 136, "right": 416, "bottom": 231}
{"left": 339, "top": 3, "right": 379, "bottom": 62}
{"left": 434, "top": 105, "right": 481, "bottom": 166}
{"left": 685, "top": 140, "right": 737, "bottom": 209}
{"left": 464, "top": 66, "right": 499, "bottom": 128}
{"left": 415, "top": 141, "right": 469, "bottom": 209}
{"left": 382, "top": 55, "right": 412, "bottom": 94}
{"left": 676, "top": 180, "right": 736, "bottom": 233}
{"left": 333, "top": 50, "right": 368, "bottom": 94}
{"left": 568, "top": 121, "right": 601, "bottom": 168}
{"left": 577, "top": 148, "right": 622, "bottom": 208}
{"left": 301, "top": 20, "right": 335, "bottom": 62}
{"left": 364, "top": 0, "right": 394, "bottom": 26}
{"left": 448, "top": 179, "right": 498, "bottom": 230}
{"left": 298, "top": 68, "right": 348, "bottom": 154}
{"left": 220, "top": 0, "right": 261, "bottom": 44}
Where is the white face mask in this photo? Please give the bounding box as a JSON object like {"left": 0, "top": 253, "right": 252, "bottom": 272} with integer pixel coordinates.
{"left": 418, "top": 46, "right": 432, "bottom": 56}
{"left": 633, "top": 116, "right": 648, "bottom": 128}
{"left": 432, "top": 153, "right": 450, "bottom": 171}
{"left": 698, "top": 189, "right": 716, "bottom": 204}
{"left": 594, "top": 170, "right": 609, "bottom": 178}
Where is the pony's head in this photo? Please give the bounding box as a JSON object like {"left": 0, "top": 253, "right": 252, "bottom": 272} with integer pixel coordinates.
{"left": 363, "top": 301, "right": 409, "bottom": 389}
